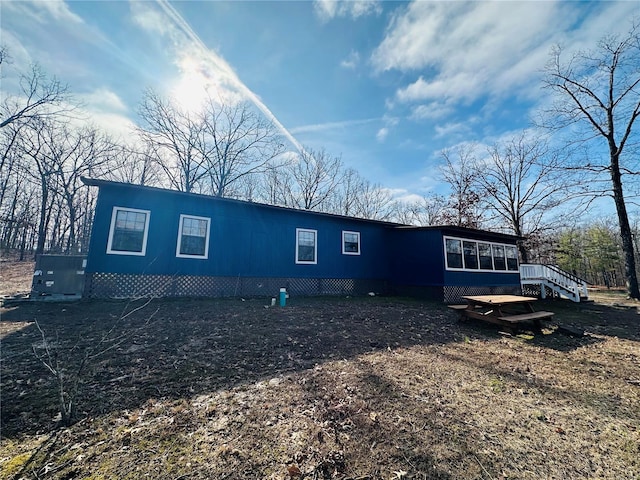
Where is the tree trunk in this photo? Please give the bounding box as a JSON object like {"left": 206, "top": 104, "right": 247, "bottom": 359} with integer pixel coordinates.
{"left": 517, "top": 242, "right": 529, "bottom": 264}
{"left": 35, "top": 176, "right": 49, "bottom": 257}
{"left": 610, "top": 152, "right": 640, "bottom": 298}
{"left": 65, "top": 196, "right": 76, "bottom": 254}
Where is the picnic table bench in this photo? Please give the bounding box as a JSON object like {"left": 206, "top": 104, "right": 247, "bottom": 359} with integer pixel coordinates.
{"left": 449, "top": 294, "right": 554, "bottom": 333}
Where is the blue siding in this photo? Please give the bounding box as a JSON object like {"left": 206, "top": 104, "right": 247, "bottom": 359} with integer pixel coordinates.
{"left": 389, "top": 229, "right": 445, "bottom": 286}
{"left": 443, "top": 270, "right": 520, "bottom": 287}
{"left": 87, "top": 184, "right": 390, "bottom": 280}
{"left": 85, "top": 181, "right": 523, "bottom": 296}
{"left": 388, "top": 228, "right": 520, "bottom": 289}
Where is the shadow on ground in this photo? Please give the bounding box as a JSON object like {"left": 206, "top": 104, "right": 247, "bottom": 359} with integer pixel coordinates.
{"left": 1, "top": 296, "right": 463, "bottom": 438}
{"left": 1, "top": 295, "right": 638, "bottom": 440}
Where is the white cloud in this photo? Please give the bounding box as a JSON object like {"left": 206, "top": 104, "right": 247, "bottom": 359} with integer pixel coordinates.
{"left": 2, "top": 0, "right": 83, "bottom": 25}
{"left": 410, "top": 103, "right": 453, "bottom": 121}
{"left": 376, "top": 127, "right": 388, "bottom": 142}
{"left": 314, "top": 0, "right": 382, "bottom": 21}
{"left": 340, "top": 50, "right": 360, "bottom": 69}
{"left": 80, "top": 88, "right": 128, "bottom": 114}
{"left": 37, "top": 0, "right": 83, "bottom": 24}
{"left": 290, "top": 117, "right": 379, "bottom": 134}
{"left": 434, "top": 122, "right": 470, "bottom": 139}
{"left": 397, "top": 73, "right": 482, "bottom": 104}
{"left": 84, "top": 112, "right": 138, "bottom": 141}
{"left": 130, "top": 0, "right": 303, "bottom": 152}
{"left": 371, "top": 1, "right": 637, "bottom": 121}
{"left": 372, "top": 2, "right": 563, "bottom": 74}
{"left": 0, "top": 31, "right": 33, "bottom": 73}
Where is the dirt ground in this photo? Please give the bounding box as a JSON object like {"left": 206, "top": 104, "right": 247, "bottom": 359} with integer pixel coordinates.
{"left": 0, "top": 258, "right": 34, "bottom": 298}
{"left": 0, "top": 265, "right": 639, "bottom": 479}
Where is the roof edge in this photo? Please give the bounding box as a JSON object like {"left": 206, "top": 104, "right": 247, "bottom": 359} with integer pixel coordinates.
{"left": 81, "top": 177, "right": 405, "bottom": 227}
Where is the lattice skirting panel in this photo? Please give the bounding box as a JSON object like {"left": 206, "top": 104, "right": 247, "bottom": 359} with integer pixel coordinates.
{"left": 521, "top": 284, "right": 542, "bottom": 298}
{"left": 443, "top": 285, "right": 522, "bottom": 304}
{"left": 84, "top": 273, "right": 387, "bottom": 299}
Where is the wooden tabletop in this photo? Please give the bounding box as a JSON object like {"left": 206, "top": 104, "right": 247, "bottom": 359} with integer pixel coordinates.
{"left": 462, "top": 295, "right": 537, "bottom": 305}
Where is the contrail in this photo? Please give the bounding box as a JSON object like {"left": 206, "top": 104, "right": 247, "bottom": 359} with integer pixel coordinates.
{"left": 156, "top": 0, "right": 304, "bottom": 153}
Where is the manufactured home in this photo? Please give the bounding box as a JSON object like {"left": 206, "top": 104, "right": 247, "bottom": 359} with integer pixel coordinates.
{"left": 81, "top": 178, "right": 523, "bottom": 302}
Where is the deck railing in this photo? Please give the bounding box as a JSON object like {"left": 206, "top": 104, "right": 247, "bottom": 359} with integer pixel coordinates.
{"left": 520, "top": 264, "right": 589, "bottom": 302}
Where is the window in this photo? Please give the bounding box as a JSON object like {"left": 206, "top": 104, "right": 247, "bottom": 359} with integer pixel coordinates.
{"left": 492, "top": 245, "right": 506, "bottom": 270}
{"left": 463, "top": 241, "right": 479, "bottom": 269}
{"left": 176, "top": 214, "right": 210, "bottom": 259}
{"left": 342, "top": 231, "right": 361, "bottom": 255}
{"left": 505, "top": 245, "right": 519, "bottom": 271}
{"left": 444, "top": 236, "right": 518, "bottom": 273}
{"left": 478, "top": 242, "right": 493, "bottom": 270}
{"left": 445, "top": 238, "right": 463, "bottom": 269}
{"left": 107, "top": 207, "right": 150, "bottom": 256}
{"left": 296, "top": 228, "right": 317, "bottom": 264}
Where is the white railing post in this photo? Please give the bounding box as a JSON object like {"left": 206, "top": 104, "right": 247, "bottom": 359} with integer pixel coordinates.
{"left": 520, "top": 263, "right": 588, "bottom": 302}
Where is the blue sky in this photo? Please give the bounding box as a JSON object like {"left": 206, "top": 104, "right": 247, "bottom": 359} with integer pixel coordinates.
{"left": 2, "top": 0, "right": 638, "bottom": 203}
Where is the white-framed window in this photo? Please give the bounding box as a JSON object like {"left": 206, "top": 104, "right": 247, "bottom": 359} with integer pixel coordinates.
{"left": 478, "top": 242, "right": 494, "bottom": 270}
{"left": 106, "top": 207, "right": 150, "bottom": 256}
{"left": 296, "top": 228, "right": 317, "bottom": 264}
{"left": 342, "top": 231, "right": 361, "bottom": 255}
{"left": 444, "top": 236, "right": 519, "bottom": 272}
{"left": 176, "top": 214, "right": 210, "bottom": 259}
{"left": 505, "top": 245, "right": 519, "bottom": 271}
{"left": 445, "top": 238, "right": 463, "bottom": 269}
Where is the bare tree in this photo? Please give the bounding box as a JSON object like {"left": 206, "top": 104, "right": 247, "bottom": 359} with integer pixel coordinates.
{"left": 475, "top": 134, "right": 568, "bottom": 263}
{"left": 352, "top": 180, "right": 394, "bottom": 221}
{"left": 199, "top": 100, "right": 286, "bottom": 197}
{"left": 108, "top": 143, "right": 161, "bottom": 187}
{"left": 15, "top": 119, "right": 113, "bottom": 255}
{"left": 138, "top": 92, "right": 286, "bottom": 198}
{"left": 1, "top": 61, "right": 71, "bottom": 129}
{"left": 137, "top": 89, "right": 206, "bottom": 193}
{"left": 331, "top": 167, "right": 363, "bottom": 217}
{"left": 288, "top": 147, "right": 342, "bottom": 210}
{"left": 440, "top": 145, "right": 484, "bottom": 228}
{"left": 0, "top": 123, "right": 24, "bottom": 213}
{"left": 258, "top": 163, "right": 296, "bottom": 207}
{"left": 18, "top": 119, "right": 59, "bottom": 256}
{"left": 542, "top": 22, "right": 640, "bottom": 298}
{"left": 413, "top": 194, "right": 450, "bottom": 226}
{"left": 46, "top": 124, "right": 114, "bottom": 252}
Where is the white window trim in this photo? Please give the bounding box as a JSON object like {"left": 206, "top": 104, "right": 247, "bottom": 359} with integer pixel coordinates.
{"left": 342, "top": 230, "right": 361, "bottom": 255}
{"left": 444, "top": 236, "right": 518, "bottom": 273}
{"left": 106, "top": 206, "right": 150, "bottom": 256}
{"left": 176, "top": 214, "right": 210, "bottom": 259}
{"left": 295, "top": 228, "right": 317, "bottom": 265}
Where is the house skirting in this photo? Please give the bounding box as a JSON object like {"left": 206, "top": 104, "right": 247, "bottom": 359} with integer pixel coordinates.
{"left": 389, "top": 284, "right": 520, "bottom": 303}
{"left": 84, "top": 272, "right": 388, "bottom": 299}
{"left": 442, "top": 285, "right": 521, "bottom": 303}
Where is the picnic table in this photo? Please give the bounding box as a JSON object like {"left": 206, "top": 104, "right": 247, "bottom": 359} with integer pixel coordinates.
{"left": 449, "top": 294, "right": 554, "bottom": 333}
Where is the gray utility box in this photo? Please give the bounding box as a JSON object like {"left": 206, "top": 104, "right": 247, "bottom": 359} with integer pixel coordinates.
{"left": 32, "top": 255, "right": 87, "bottom": 297}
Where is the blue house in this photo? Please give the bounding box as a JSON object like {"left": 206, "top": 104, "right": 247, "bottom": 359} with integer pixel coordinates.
{"left": 81, "top": 178, "right": 522, "bottom": 302}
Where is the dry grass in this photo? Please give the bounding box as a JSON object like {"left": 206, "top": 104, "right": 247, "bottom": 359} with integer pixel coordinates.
{"left": 0, "top": 257, "right": 33, "bottom": 298}
{"left": 0, "top": 270, "right": 639, "bottom": 479}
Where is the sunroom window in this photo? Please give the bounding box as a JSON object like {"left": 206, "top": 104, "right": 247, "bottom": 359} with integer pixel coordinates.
{"left": 445, "top": 238, "right": 463, "bottom": 269}
{"left": 478, "top": 242, "right": 493, "bottom": 270}
{"left": 463, "top": 241, "right": 479, "bottom": 269}
{"left": 505, "top": 245, "right": 519, "bottom": 271}
{"left": 492, "top": 245, "right": 507, "bottom": 270}
{"left": 444, "top": 236, "right": 518, "bottom": 273}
